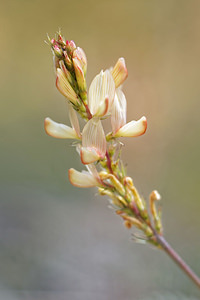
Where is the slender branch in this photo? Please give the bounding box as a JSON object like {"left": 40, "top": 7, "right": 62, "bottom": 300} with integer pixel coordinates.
{"left": 154, "top": 232, "right": 200, "bottom": 288}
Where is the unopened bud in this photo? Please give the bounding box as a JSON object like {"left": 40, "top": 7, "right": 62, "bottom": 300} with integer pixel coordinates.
{"left": 73, "top": 47, "right": 87, "bottom": 75}
{"left": 149, "top": 190, "right": 162, "bottom": 233}
{"left": 99, "top": 172, "right": 125, "bottom": 196}
{"left": 66, "top": 40, "right": 76, "bottom": 55}
{"left": 59, "top": 60, "right": 74, "bottom": 86}
{"left": 112, "top": 58, "right": 128, "bottom": 88}
{"left": 73, "top": 57, "right": 87, "bottom": 97}
{"left": 63, "top": 51, "right": 73, "bottom": 69}
{"left": 53, "top": 44, "right": 63, "bottom": 58}
{"left": 58, "top": 34, "right": 65, "bottom": 46}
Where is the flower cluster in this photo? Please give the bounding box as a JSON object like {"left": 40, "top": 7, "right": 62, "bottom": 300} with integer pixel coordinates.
{"left": 45, "top": 33, "right": 162, "bottom": 245}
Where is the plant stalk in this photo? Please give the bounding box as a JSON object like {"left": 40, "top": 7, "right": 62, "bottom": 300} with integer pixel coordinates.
{"left": 154, "top": 232, "right": 200, "bottom": 289}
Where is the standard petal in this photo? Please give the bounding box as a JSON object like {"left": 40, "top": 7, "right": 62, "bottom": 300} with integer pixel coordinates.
{"left": 111, "top": 58, "right": 128, "bottom": 88}
{"left": 114, "top": 116, "right": 147, "bottom": 138}
{"left": 81, "top": 118, "right": 106, "bottom": 163}
{"left": 56, "top": 68, "right": 79, "bottom": 105}
{"left": 68, "top": 168, "right": 100, "bottom": 188}
{"left": 88, "top": 70, "right": 115, "bottom": 117}
{"left": 111, "top": 88, "right": 127, "bottom": 134}
{"left": 44, "top": 117, "right": 80, "bottom": 139}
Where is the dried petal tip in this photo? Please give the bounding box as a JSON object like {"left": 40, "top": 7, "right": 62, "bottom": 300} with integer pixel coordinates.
{"left": 68, "top": 168, "right": 100, "bottom": 188}
{"left": 114, "top": 116, "right": 147, "bottom": 138}
{"left": 44, "top": 117, "right": 80, "bottom": 139}
{"left": 112, "top": 58, "right": 128, "bottom": 88}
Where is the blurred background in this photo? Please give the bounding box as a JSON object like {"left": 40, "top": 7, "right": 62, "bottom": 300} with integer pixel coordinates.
{"left": 1, "top": 0, "right": 200, "bottom": 299}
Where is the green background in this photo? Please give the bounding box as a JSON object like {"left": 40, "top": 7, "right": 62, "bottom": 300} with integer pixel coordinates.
{"left": 1, "top": 0, "right": 200, "bottom": 299}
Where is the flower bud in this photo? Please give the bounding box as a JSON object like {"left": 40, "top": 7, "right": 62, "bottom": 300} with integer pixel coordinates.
{"left": 72, "top": 57, "right": 87, "bottom": 99}
{"left": 66, "top": 40, "right": 76, "bottom": 55}
{"left": 149, "top": 190, "right": 162, "bottom": 233}
{"left": 53, "top": 44, "right": 63, "bottom": 58}
{"left": 56, "top": 68, "right": 79, "bottom": 105}
{"left": 112, "top": 58, "right": 128, "bottom": 88}
{"left": 63, "top": 51, "right": 73, "bottom": 70}
{"left": 73, "top": 47, "right": 87, "bottom": 75}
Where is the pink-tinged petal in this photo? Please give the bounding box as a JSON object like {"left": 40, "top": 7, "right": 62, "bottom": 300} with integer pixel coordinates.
{"left": 44, "top": 117, "right": 80, "bottom": 139}
{"left": 114, "top": 116, "right": 147, "bottom": 138}
{"left": 111, "top": 58, "right": 128, "bottom": 88}
{"left": 111, "top": 88, "right": 127, "bottom": 134}
{"left": 88, "top": 70, "right": 115, "bottom": 117}
{"left": 95, "top": 97, "right": 109, "bottom": 118}
{"left": 82, "top": 118, "right": 106, "bottom": 163}
{"left": 68, "top": 103, "right": 81, "bottom": 138}
{"left": 68, "top": 168, "right": 100, "bottom": 188}
{"left": 80, "top": 147, "right": 101, "bottom": 164}
{"left": 56, "top": 68, "right": 79, "bottom": 105}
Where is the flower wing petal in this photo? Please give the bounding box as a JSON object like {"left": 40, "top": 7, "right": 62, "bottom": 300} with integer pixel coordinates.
{"left": 114, "top": 116, "right": 147, "bottom": 137}
{"left": 44, "top": 117, "right": 80, "bottom": 139}
{"left": 68, "top": 168, "right": 100, "bottom": 188}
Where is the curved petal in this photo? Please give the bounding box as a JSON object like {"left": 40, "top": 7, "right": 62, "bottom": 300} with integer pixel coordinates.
{"left": 111, "top": 88, "right": 127, "bottom": 134}
{"left": 114, "top": 116, "right": 147, "bottom": 138}
{"left": 68, "top": 168, "right": 100, "bottom": 188}
{"left": 111, "top": 58, "right": 128, "bottom": 88}
{"left": 88, "top": 70, "right": 115, "bottom": 117}
{"left": 56, "top": 68, "right": 79, "bottom": 105}
{"left": 44, "top": 117, "right": 80, "bottom": 139}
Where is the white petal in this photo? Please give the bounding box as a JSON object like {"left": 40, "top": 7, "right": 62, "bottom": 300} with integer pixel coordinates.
{"left": 114, "top": 116, "right": 147, "bottom": 137}
{"left": 88, "top": 70, "right": 115, "bottom": 117}
{"left": 44, "top": 117, "right": 80, "bottom": 139}
{"left": 111, "top": 58, "right": 128, "bottom": 88}
{"left": 68, "top": 168, "right": 100, "bottom": 188}
{"left": 56, "top": 68, "right": 79, "bottom": 105}
{"left": 68, "top": 103, "right": 81, "bottom": 138}
{"left": 80, "top": 147, "right": 101, "bottom": 164}
{"left": 111, "top": 88, "right": 127, "bottom": 134}
{"left": 81, "top": 118, "right": 106, "bottom": 163}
